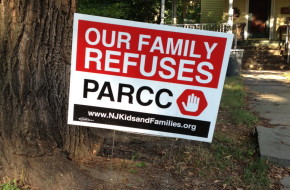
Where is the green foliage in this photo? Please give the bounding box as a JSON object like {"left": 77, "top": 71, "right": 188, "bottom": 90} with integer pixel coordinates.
{"left": 130, "top": 152, "right": 139, "bottom": 161}
{"left": 166, "top": 0, "right": 201, "bottom": 24}
{"left": 0, "top": 179, "right": 22, "bottom": 190}
{"left": 127, "top": 162, "right": 146, "bottom": 173}
{"left": 135, "top": 162, "right": 146, "bottom": 168}
{"left": 186, "top": 0, "right": 201, "bottom": 23}
{"left": 77, "top": 0, "right": 201, "bottom": 24}
{"left": 243, "top": 159, "right": 270, "bottom": 188}
{"left": 128, "top": 168, "right": 138, "bottom": 173}
{"left": 204, "top": 11, "right": 224, "bottom": 23}
{"left": 77, "top": 0, "right": 159, "bottom": 22}
{"left": 77, "top": 0, "right": 128, "bottom": 19}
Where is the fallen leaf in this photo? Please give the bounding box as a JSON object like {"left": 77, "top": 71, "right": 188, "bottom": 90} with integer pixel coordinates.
{"left": 192, "top": 180, "right": 202, "bottom": 186}
{"left": 274, "top": 174, "right": 283, "bottom": 179}
{"left": 234, "top": 185, "right": 243, "bottom": 190}
{"left": 225, "top": 155, "right": 232, "bottom": 159}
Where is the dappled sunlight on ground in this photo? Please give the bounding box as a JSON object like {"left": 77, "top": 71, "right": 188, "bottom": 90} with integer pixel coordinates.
{"left": 242, "top": 70, "right": 290, "bottom": 127}
{"left": 256, "top": 93, "right": 288, "bottom": 103}
{"left": 242, "top": 70, "right": 290, "bottom": 81}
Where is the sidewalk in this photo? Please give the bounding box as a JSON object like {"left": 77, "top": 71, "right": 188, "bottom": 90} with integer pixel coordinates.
{"left": 242, "top": 70, "right": 290, "bottom": 190}
{"left": 243, "top": 71, "right": 290, "bottom": 126}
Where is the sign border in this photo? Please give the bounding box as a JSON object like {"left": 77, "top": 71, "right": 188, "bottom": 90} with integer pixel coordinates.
{"left": 68, "top": 13, "right": 233, "bottom": 142}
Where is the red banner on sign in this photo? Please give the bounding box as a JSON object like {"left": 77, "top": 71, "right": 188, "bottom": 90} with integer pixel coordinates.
{"left": 75, "top": 20, "right": 227, "bottom": 89}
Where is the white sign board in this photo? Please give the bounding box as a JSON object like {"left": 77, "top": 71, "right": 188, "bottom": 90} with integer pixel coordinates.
{"left": 68, "top": 13, "right": 233, "bottom": 142}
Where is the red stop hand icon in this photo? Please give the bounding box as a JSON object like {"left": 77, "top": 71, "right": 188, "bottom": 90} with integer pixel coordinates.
{"left": 177, "top": 90, "right": 208, "bottom": 116}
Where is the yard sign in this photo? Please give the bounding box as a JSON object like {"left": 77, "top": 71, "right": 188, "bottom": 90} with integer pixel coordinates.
{"left": 68, "top": 13, "right": 233, "bottom": 142}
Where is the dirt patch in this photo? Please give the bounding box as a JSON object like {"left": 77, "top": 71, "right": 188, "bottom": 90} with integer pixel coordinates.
{"left": 2, "top": 108, "right": 289, "bottom": 190}
{"left": 1, "top": 116, "right": 289, "bottom": 190}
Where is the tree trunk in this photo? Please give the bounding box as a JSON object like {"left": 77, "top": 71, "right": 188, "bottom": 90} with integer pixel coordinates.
{"left": 0, "top": 0, "right": 106, "bottom": 188}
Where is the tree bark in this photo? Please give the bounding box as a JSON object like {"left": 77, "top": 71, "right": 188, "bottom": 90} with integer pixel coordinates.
{"left": 0, "top": 0, "right": 105, "bottom": 188}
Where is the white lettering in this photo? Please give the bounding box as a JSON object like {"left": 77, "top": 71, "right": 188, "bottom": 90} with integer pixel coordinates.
{"left": 85, "top": 28, "right": 100, "bottom": 45}
{"left": 189, "top": 41, "right": 201, "bottom": 58}
{"left": 138, "top": 34, "right": 151, "bottom": 51}
{"left": 105, "top": 50, "right": 121, "bottom": 72}
{"left": 102, "top": 30, "right": 116, "bottom": 47}
{"left": 183, "top": 40, "right": 189, "bottom": 56}
{"left": 150, "top": 36, "right": 164, "bottom": 53}
{"left": 123, "top": 53, "right": 138, "bottom": 73}
{"left": 117, "top": 32, "right": 131, "bottom": 49}
{"left": 196, "top": 62, "right": 213, "bottom": 84}
{"left": 166, "top": 38, "right": 183, "bottom": 56}
{"left": 140, "top": 55, "right": 157, "bottom": 77}
{"left": 204, "top": 42, "right": 218, "bottom": 59}
{"left": 177, "top": 59, "right": 195, "bottom": 82}
{"left": 85, "top": 48, "right": 102, "bottom": 70}
{"left": 159, "top": 57, "right": 176, "bottom": 79}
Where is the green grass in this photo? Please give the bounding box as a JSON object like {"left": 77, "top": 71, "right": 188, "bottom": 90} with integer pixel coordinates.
{"left": 0, "top": 178, "right": 29, "bottom": 190}
{"left": 243, "top": 159, "right": 270, "bottom": 187}
{"left": 231, "top": 109, "right": 258, "bottom": 126}
{"left": 221, "top": 76, "right": 245, "bottom": 109}
{"left": 127, "top": 162, "right": 147, "bottom": 174}
{"left": 212, "top": 77, "right": 268, "bottom": 188}
{"left": 135, "top": 162, "right": 146, "bottom": 168}
{"left": 212, "top": 135, "right": 269, "bottom": 189}
{"left": 221, "top": 76, "right": 258, "bottom": 126}
{"left": 0, "top": 179, "right": 22, "bottom": 190}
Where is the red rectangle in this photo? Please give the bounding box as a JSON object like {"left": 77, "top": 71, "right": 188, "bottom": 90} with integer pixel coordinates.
{"left": 76, "top": 20, "right": 227, "bottom": 89}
